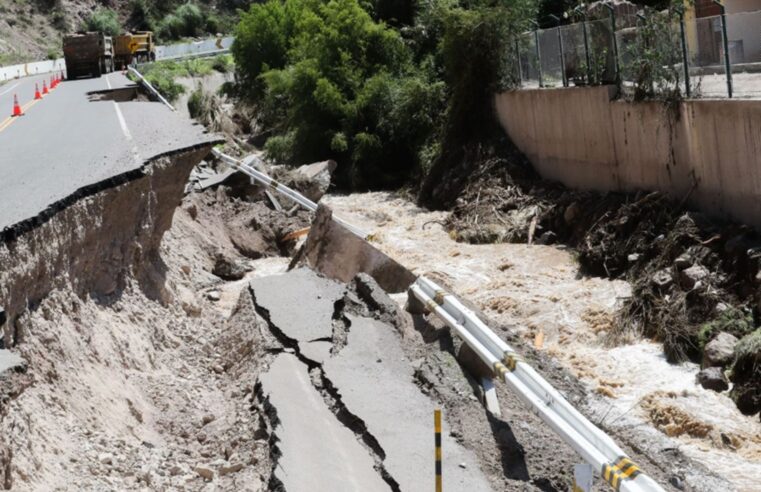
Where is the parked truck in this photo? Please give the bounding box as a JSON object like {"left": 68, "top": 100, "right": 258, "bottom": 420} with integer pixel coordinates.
{"left": 113, "top": 32, "right": 156, "bottom": 68}
{"left": 63, "top": 32, "right": 114, "bottom": 79}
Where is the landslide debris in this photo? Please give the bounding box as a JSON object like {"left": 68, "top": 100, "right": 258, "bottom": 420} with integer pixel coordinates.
{"left": 440, "top": 144, "right": 761, "bottom": 418}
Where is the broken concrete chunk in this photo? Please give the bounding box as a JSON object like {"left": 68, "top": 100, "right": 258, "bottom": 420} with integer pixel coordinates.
{"left": 260, "top": 354, "right": 388, "bottom": 491}
{"left": 703, "top": 332, "right": 738, "bottom": 368}
{"left": 0, "top": 350, "right": 25, "bottom": 375}
{"left": 674, "top": 253, "right": 692, "bottom": 270}
{"left": 297, "top": 204, "right": 416, "bottom": 293}
{"left": 292, "top": 160, "right": 337, "bottom": 202}
{"left": 696, "top": 367, "right": 729, "bottom": 392}
{"left": 680, "top": 265, "right": 709, "bottom": 289}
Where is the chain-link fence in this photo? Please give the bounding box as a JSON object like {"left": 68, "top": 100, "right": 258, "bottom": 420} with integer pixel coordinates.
{"left": 511, "top": 7, "right": 761, "bottom": 99}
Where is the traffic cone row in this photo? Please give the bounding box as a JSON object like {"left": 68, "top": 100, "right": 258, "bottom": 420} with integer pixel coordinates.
{"left": 10, "top": 72, "right": 65, "bottom": 117}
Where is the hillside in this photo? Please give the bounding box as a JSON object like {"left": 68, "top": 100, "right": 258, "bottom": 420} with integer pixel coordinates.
{"left": 0, "top": 0, "right": 244, "bottom": 65}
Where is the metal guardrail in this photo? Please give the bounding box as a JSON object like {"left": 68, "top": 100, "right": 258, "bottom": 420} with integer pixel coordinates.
{"left": 211, "top": 149, "right": 369, "bottom": 239}
{"left": 210, "top": 148, "right": 665, "bottom": 491}
{"left": 411, "top": 277, "right": 665, "bottom": 492}
{"left": 127, "top": 67, "right": 175, "bottom": 112}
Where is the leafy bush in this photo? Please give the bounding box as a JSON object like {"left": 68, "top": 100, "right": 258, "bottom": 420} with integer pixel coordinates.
{"left": 212, "top": 54, "right": 234, "bottom": 73}
{"left": 234, "top": 0, "right": 446, "bottom": 188}
{"left": 159, "top": 2, "right": 207, "bottom": 40}
{"left": 85, "top": 7, "right": 121, "bottom": 36}
{"left": 698, "top": 307, "right": 756, "bottom": 351}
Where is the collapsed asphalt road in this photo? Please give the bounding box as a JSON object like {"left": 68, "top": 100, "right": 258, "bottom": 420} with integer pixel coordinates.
{"left": 252, "top": 269, "right": 492, "bottom": 491}
{"left": 0, "top": 72, "right": 216, "bottom": 233}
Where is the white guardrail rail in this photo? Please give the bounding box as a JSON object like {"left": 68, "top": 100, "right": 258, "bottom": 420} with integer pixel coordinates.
{"left": 210, "top": 150, "right": 665, "bottom": 492}
{"left": 127, "top": 67, "right": 175, "bottom": 111}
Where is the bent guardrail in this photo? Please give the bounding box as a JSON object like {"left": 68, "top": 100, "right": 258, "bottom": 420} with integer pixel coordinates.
{"left": 127, "top": 67, "right": 175, "bottom": 111}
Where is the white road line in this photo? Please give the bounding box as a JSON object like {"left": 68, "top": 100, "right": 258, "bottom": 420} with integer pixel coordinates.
{"left": 0, "top": 82, "right": 20, "bottom": 96}
{"left": 112, "top": 101, "right": 132, "bottom": 141}
{"left": 105, "top": 74, "right": 112, "bottom": 90}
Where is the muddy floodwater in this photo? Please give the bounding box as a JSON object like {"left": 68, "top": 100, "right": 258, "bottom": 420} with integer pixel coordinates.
{"left": 325, "top": 191, "right": 761, "bottom": 491}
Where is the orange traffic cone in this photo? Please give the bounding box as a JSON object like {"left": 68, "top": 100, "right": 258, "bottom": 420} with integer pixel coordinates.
{"left": 50, "top": 76, "right": 55, "bottom": 89}
{"left": 42, "top": 80, "right": 48, "bottom": 95}
{"left": 34, "top": 83, "right": 41, "bottom": 100}
{"left": 11, "top": 94, "right": 22, "bottom": 117}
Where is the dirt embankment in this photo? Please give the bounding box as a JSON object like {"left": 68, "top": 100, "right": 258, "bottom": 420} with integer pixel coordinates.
{"left": 439, "top": 143, "right": 761, "bottom": 420}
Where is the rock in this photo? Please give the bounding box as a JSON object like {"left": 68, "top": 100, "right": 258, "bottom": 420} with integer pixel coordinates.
{"left": 679, "top": 265, "right": 709, "bottom": 289}
{"left": 169, "top": 465, "right": 182, "bottom": 476}
{"left": 535, "top": 231, "right": 557, "bottom": 245}
{"left": 563, "top": 202, "right": 581, "bottom": 224}
{"left": 201, "top": 414, "right": 215, "bottom": 426}
{"left": 292, "top": 160, "right": 337, "bottom": 202}
{"left": 207, "top": 291, "right": 221, "bottom": 302}
{"left": 218, "top": 463, "right": 244, "bottom": 476}
{"left": 178, "top": 286, "right": 202, "bottom": 317}
{"left": 696, "top": 367, "right": 729, "bottom": 392}
{"left": 195, "top": 466, "right": 214, "bottom": 481}
{"left": 674, "top": 253, "right": 692, "bottom": 270}
{"left": 197, "top": 432, "right": 208, "bottom": 443}
{"left": 212, "top": 364, "right": 225, "bottom": 374}
{"left": 627, "top": 253, "right": 640, "bottom": 263}
{"left": 98, "top": 453, "right": 114, "bottom": 465}
{"left": 212, "top": 252, "right": 247, "bottom": 281}
{"left": 703, "top": 332, "right": 738, "bottom": 368}
{"left": 651, "top": 269, "right": 673, "bottom": 289}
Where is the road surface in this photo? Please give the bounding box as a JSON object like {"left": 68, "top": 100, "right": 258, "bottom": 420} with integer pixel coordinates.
{"left": 0, "top": 72, "right": 216, "bottom": 233}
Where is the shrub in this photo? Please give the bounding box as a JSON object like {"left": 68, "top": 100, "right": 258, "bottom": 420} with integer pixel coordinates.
{"left": 85, "top": 7, "right": 121, "bottom": 36}
{"left": 159, "top": 2, "right": 207, "bottom": 40}
{"left": 234, "top": 0, "right": 446, "bottom": 188}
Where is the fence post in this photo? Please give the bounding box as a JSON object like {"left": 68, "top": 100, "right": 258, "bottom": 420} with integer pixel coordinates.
{"left": 604, "top": 4, "right": 620, "bottom": 85}
{"left": 677, "top": 8, "right": 691, "bottom": 98}
{"left": 515, "top": 38, "right": 523, "bottom": 87}
{"left": 578, "top": 9, "right": 591, "bottom": 84}
{"left": 549, "top": 15, "right": 567, "bottom": 87}
{"left": 713, "top": 0, "right": 733, "bottom": 98}
{"left": 531, "top": 21, "right": 543, "bottom": 88}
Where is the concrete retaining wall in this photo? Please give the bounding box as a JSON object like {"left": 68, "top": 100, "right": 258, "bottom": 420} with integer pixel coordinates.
{"left": 0, "top": 59, "right": 65, "bottom": 82}
{"left": 495, "top": 86, "right": 761, "bottom": 228}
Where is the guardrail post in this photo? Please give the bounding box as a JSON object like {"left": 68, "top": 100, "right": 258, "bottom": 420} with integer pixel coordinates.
{"left": 713, "top": 0, "right": 733, "bottom": 98}
{"left": 604, "top": 4, "right": 620, "bottom": 85}
{"left": 549, "top": 15, "right": 567, "bottom": 87}
{"left": 677, "top": 8, "right": 691, "bottom": 98}
{"left": 531, "top": 21, "right": 543, "bottom": 88}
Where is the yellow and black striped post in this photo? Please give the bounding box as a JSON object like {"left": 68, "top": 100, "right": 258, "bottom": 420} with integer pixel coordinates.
{"left": 434, "top": 409, "right": 442, "bottom": 492}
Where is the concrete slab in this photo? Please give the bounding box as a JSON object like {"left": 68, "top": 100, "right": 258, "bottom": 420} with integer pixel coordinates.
{"left": 249, "top": 268, "right": 345, "bottom": 343}
{"left": 260, "top": 353, "right": 390, "bottom": 492}
{"left": 299, "top": 205, "right": 416, "bottom": 293}
{"left": 324, "top": 314, "right": 493, "bottom": 492}
{"left": 0, "top": 350, "right": 24, "bottom": 375}
{"left": 301, "top": 340, "right": 333, "bottom": 365}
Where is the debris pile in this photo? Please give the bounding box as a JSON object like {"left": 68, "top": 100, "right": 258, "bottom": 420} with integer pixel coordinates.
{"left": 444, "top": 150, "right": 761, "bottom": 419}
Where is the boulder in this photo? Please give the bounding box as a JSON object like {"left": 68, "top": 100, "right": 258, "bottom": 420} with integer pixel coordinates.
{"left": 679, "top": 264, "right": 709, "bottom": 289}
{"left": 211, "top": 252, "right": 247, "bottom": 281}
{"left": 703, "top": 332, "right": 738, "bottom": 368}
{"left": 292, "top": 160, "right": 337, "bottom": 202}
{"left": 696, "top": 367, "right": 729, "bottom": 392}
